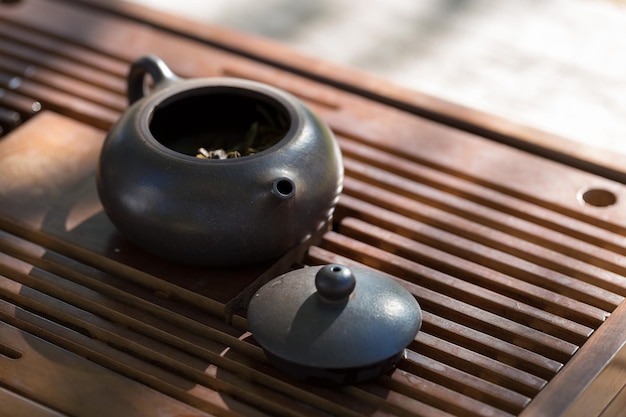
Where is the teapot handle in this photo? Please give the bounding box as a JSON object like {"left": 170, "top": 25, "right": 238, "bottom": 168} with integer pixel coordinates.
{"left": 127, "top": 55, "right": 180, "bottom": 105}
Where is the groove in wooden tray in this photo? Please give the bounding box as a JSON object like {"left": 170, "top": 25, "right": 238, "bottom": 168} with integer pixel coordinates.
{"left": 0, "top": 37, "right": 125, "bottom": 94}
{"left": 339, "top": 216, "right": 612, "bottom": 328}
{"left": 321, "top": 230, "right": 593, "bottom": 347}
{"left": 331, "top": 127, "right": 626, "bottom": 236}
{"left": 0, "top": 88, "right": 41, "bottom": 117}
{"left": 0, "top": 268, "right": 367, "bottom": 417}
{"left": 418, "top": 311, "right": 562, "bottom": 380}
{"left": 0, "top": 229, "right": 257, "bottom": 359}
{"left": 306, "top": 245, "right": 578, "bottom": 363}
{"left": 0, "top": 69, "right": 117, "bottom": 129}
{"left": 342, "top": 155, "right": 626, "bottom": 277}
{"left": 0, "top": 19, "right": 129, "bottom": 77}
{"left": 0, "top": 216, "right": 227, "bottom": 320}
{"left": 0, "top": 55, "right": 126, "bottom": 112}
{"left": 305, "top": 247, "right": 558, "bottom": 414}
{"left": 307, "top": 247, "right": 566, "bottom": 376}
{"left": 337, "top": 135, "right": 626, "bottom": 252}
{"left": 412, "top": 332, "right": 546, "bottom": 398}
{"left": 339, "top": 178, "right": 626, "bottom": 299}
{"left": 0, "top": 300, "right": 274, "bottom": 417}
{"left": 0, "top": 266, "right": 444, "bottom": 417}
{"left": 400, "top": 351, "right": 531, "bottom": 415}
{"left": 376, "top": 371, "right": 516, "bottom": 417}
{"left": 0, "top": 221, "right": 464, "bottom": 417}
{"left": 3, "top": 219, "right": 540, "bottom": 414}
{"left": 0, "top": 260, "right": 231, "bottom": 367}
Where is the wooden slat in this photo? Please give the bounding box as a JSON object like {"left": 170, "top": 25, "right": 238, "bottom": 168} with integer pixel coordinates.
{"left": 400, "top": 351, "right": 531, "bottom": 414}
{"left": 306, "top": 247, "right": 563, "bottom": 382}
{"left": 416, "top": 311, "right": 562, "bottom": 380}
{"left": 0, "top": 37, "right": 125, "bottom": 93}
{"left": 337, "top": 135, "right": 626, "bottom": 253}
{"left": 339, "top": 180, "right": 626, "bottom": 298}
{"left": 305, "top": 247, "right": 550, "bottom": 411}
{"left": 319, "top": 230, "right": 591, "bottom": 348}
{"left": 0, "top": 319, "right": 225, "bottom": 417}
{"left": 307, "top": 243, "right": 576, "bottom": 357}
{"left": 519, "top": 300, "right": 626, "bottom": 417}
{"left": 413, "top": 332, "right": 546, "bottom": 399}
{"left": 377, "top": 371, "right": 516, "bottom": 417}
{"left": 222, "top": 67, "right": 342, "bottom": 111}
{"left": 0, "top": 229, "right": 259, "bottom": 359}
{"left": 0, "top": 246, "right": 444, "bottom": 417}
{"left": 341, "top": 156, "right": 626, "bottom": 277}
{"left": 0, "top": 88, "right": 42, "bottom": 116}
{"left": 0, "top": 19, "right": 129, "bottom": 77}
{"left": 0, "top": 54, "right": 126, "bottom": 111}
{"left": 0, "top": 216, "right": 228, "bottom": 320}
{"left": 339, "top": 216, "right": 611, "bottom": 327}
{"left": 0, "top": 275, "right": 359, "bottom": 417}
{"left": 0, "top": 70, "right": 118, "bottom": 129}
{"left": 62, "top": 0, "right": 626, "bottom": 184}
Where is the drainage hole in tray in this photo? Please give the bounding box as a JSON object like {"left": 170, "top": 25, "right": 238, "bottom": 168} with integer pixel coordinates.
{"left": 578, "top": 187, "right": 617, "bottom": 207}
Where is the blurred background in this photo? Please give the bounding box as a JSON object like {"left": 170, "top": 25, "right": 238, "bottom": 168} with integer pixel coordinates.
{"left": 127, "top": 0, "right": 626, "bottom": 155}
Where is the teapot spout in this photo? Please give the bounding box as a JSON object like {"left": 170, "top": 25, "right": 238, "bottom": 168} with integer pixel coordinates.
{"left": 272, "top": 177, "right": 295, "bottom": 200}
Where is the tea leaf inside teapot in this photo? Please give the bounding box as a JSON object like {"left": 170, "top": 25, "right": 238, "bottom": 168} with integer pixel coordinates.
{"left": 195, "top": 104, "right": 287, "bottom": 159}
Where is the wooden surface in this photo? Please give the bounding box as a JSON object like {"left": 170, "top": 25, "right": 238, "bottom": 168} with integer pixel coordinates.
{"left": 1, "top": 1, "right": 626, "bottom": 416}
{"left": 58, "top": 0, "right": 626, "bottom": 185}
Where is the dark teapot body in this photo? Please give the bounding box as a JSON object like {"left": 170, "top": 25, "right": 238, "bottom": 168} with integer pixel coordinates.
{"left": 97, "top": 56, "right": 343, "bottom": 266}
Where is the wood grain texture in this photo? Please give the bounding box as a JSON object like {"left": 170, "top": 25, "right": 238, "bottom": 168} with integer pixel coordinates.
{"left": 53, "top": 0, "right": 626, "bottom": 183}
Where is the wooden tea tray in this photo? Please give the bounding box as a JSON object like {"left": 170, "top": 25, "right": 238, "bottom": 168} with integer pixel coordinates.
{"left": 1, "top": 1, "right": 626, "bottom": 416}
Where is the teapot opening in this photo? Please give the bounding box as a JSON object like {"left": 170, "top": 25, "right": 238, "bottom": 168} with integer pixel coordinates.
{"left": 149, "top": 88, "right": 291, "bottom": 159}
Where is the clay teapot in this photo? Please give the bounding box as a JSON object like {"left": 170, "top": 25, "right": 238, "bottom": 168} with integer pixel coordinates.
{"left": 97, "top": 56, "right": 343, "bottom": 266}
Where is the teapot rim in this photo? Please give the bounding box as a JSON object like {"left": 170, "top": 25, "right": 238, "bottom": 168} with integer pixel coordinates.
{"left": 133, "top": 77, "right": 304, "bottom": 165}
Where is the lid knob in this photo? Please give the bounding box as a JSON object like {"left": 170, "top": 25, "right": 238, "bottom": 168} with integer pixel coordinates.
{"left": 315, "top": 264, "right": 356, "bottom": 301}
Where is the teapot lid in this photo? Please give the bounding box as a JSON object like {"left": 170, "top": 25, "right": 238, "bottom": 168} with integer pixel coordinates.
{"left": 247, "top": 264, "right": 422, "bottom": 370}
